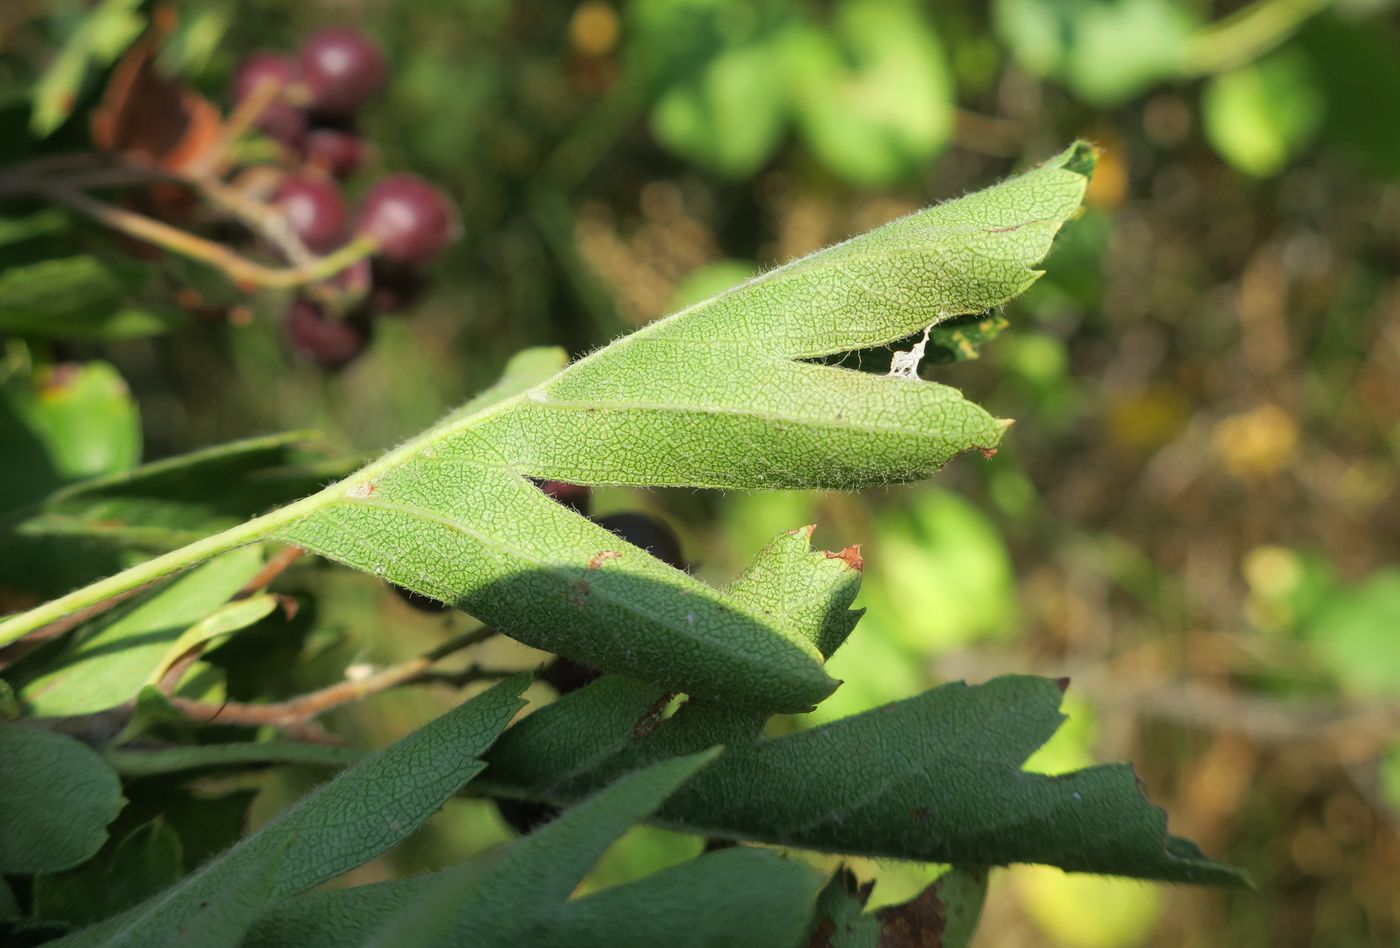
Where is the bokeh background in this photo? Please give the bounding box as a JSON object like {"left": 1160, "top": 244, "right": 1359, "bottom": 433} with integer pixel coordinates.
{"left": 5, "top": 0, "right": 1399, "bottom": 945}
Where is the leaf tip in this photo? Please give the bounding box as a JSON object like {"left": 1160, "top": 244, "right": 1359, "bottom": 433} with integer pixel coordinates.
{"left": 824, "top": 544, "right": 864, "bottom": 572}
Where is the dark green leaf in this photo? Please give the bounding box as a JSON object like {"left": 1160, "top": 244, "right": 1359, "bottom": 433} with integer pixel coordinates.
{"left": 51, "top": 676, "right": 528, "bottom": 946}
{"left": 480, "top": 675, "right": 1245, "bottom": 885}
{"left": 34, "top": 820, "right": 184, "bottom": 927}
{"left": 0, "top": 257, "right": 185, "bottom": 340}
{"left": 0, "top": 725, "right": 124, "bottom": 873}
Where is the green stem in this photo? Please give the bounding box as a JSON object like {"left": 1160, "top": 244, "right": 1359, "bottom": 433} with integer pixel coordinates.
{"left": 1181, "top": 0, "right": 1329, "bottom": 76}
{"left": 0, "top": 495, "right": 319, "bottom": 647}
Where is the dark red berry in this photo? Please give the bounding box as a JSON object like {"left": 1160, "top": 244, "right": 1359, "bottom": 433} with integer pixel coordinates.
{"left": 357, "top": 174, "right": 459, "bottom": 265}
{"left": 298, "top": 27, "right": 386, "bottom": 117}
{"left": 303, "top": 126, "right": 366, "bottom": 179}
{"left": 538, "top": 480, "right": 591, "bottom": 515}
{"left": 274, "top": 173, "right": 347, "bottom": 253}
{"left": 593, "top": 512, "right": 686, "bottom": 569}
{"left": 283, "top": 299, "right": 370, "bottom": 368}
{"left": 230, "top": 53, "right": 305, "bottom": 146}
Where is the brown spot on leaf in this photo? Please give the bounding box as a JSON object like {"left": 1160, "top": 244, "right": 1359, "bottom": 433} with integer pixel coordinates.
{"left": 587, "top": 550, "right": 622, "bottom": 569}
{"left": 875, "top": 884, "right": 947, "bottom": 947}
{"left": 825, "top": 544, "right": 863, "bottom": 571}
{"left": 979, "top": 447, "right": 998, "bottom": 460}
{"left": 1055, "top": 676, "right": 1071, "bottom": 694}
{"left": 566, "top": 579, "right": 591, "bottom": 606}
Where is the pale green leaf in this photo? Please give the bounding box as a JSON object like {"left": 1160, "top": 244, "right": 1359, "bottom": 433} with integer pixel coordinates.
{"left": 49, "top": 676, "right": 528, "bottom": 947}
{"left": 360, "top": 751, "right": 720, "bottom": 946}
{"left": 788, "top": 0, "right": 954, "bottom": 186}
{"left": 1203, "top": 49, "right": 1323, "bottom": 178}
{"left": 272, "top": 144, "right": 1094, "bottom": 713}
{"left": 20, "top": 547, "right": 265, "bottom": 717}
{"left": 146, "top": 593, "right": 279, "bottom": 687}
{"left": 651, "top": 33, "right": 790, "bottom": 178}
{"left": 0, "top": 360, "right": 141, "bottom": 514}
{"left": 0, "top": 725, "right": 124, "bottom": 873}
{"left": 31, "top": 0, "right": 146, "bottom": 136}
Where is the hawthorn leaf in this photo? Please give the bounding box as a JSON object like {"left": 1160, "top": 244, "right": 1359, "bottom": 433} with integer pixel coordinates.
{"left": 19, "top": 547, "right": 265, "bottom": 717}
{"left": 0, "top": 725, "right": 125, "bottom": 873}
{"left": 145, "top": 592, "right": 279, "bottom": 686}
{"left": 247, "top": 752, "right": 734, "bottom": 948}
{"left": 49, "top": 675, "right": 528, "bottom": 947}
{"left": 479, "top": 675, "right": 1245, "bottom": 885}
{"left": 1, "top": 145, "right": 1093, "bottom": 712}
{"left": 247, "top": 845, "right": 823, "bottom": 948}
{"left": 62, "top": 829, "right": 291, "bottom": 948}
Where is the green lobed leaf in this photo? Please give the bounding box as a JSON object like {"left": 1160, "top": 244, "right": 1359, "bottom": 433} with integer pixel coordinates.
{"left": 248, "top": 845, "right": 823, "bottom": 948}
{"left": 34, "top": 819, "right": 184, "bottom": 927}
{"left": 359, "top": 751, "right": 721, "bottom": 946}
{"left": 272, "top": 144, "right": 1094, "bottom": 713}
{"left": 478, "top": 674, "right": 1244, "bottom": 885}
{"left": 48, "top": 675, "right": 529, "bottom": 946}
{"left": 0, "top": 257, "right": 186, "bottom": 340}
{"left": 19, "top": 547, "right": 265, "bottom": 717}
{"left": 245, "top": 751, "right": 819, "bottom": 948}
{"left": 0, "top": 725, "right": 125, "bottom": 873}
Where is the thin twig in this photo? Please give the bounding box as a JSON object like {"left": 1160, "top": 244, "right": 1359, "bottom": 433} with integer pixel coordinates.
{"left": 168, "top": 627, "right": 507, "bottom": 729}
{"left": 35, "top": 182, "right": 374, "bottom": 289}
{"left": 23, "top": 627, "right": 506, "bottom": 744}
{"left": 236, "top": 546, "right": 306, "bottom": 598}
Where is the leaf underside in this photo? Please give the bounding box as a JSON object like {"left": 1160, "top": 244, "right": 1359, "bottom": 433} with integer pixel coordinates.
{"left": 274, "top": 142, "right": 1098, "bottom": 712}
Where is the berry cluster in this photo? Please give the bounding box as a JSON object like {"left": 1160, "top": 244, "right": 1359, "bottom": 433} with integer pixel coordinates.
{"left": 230, "top": 28, "right": 460, "bottom": 368}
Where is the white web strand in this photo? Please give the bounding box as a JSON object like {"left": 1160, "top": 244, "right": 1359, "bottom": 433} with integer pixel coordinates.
{"left": 887, "top": 326, "right": 932, "bottom": 380}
